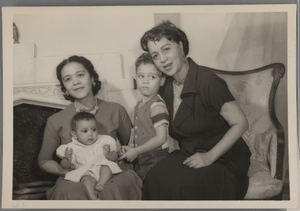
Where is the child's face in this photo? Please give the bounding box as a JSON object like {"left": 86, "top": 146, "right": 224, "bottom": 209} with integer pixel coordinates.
{"left": 73, "top": 119, "right": 98, "bottom": 145}
{"left": 136, "top": 63, "right": 165, "bottom": 98}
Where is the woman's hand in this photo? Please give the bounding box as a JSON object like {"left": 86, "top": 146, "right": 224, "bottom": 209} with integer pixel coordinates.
{"left": 118, "top": 147, "right": 138, "bottom": 162}
{"left": 183, "top": 152, "right": 214, "bottom": 168}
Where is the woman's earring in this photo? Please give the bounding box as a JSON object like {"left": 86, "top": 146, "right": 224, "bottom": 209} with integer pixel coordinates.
{"left": 183, "top": 57, "right": 187, "bottom": 64}
{"left": 92, "top": 77, "right": 96, "bottom": 87}
{"left": 65, "top": 91, "right": 69, "bottom": 96}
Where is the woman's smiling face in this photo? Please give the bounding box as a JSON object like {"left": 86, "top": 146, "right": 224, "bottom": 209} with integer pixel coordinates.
{"left": 147, "top": 37, "right": 185, "bottom": 77}
{"left": 61, "top": 62, "right": 94, "bottom": 100}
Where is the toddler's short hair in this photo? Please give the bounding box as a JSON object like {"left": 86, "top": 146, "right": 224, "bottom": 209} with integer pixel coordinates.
{"left": 135, "top": 53, "right": 164, "bottom": 77}
{"left": 71, "top": 112, "right": 96, "bottom": 132}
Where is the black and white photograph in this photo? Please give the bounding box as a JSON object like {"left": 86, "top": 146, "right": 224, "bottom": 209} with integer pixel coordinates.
{"left": 2, "top": 5, "right": 299, "bottom": 209}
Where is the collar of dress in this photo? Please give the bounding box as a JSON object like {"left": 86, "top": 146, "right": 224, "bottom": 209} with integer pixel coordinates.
{"left": 71, "top": 135, "right": 101, "bottom": 147}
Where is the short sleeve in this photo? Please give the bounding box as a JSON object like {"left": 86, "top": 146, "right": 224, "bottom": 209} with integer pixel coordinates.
{"left": 38, "top": 117, "right": 61, "bottom": 167}
{"left": 116, "top": 105, "right": 132, "bottom": 145}
{"left": 203, "top": 74, "right": 235, "bottom": 113}
{"left": 56, "top": 144, "right": 67, "bottom": 159}
{"left": 150, "top": 101, "right": 169, "bottom": 128}
{"left": 99, "top": 135, "right": 117, "bottom": 152}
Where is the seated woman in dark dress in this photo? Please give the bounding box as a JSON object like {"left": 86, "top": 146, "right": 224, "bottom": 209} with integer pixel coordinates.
{"left": 140, "top": 21, "right": 251, "bottom": 200}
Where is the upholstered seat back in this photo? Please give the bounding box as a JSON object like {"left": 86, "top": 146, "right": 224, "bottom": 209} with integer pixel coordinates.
{"left": 212, "top": 64, "right": 286, "bottom": 199}
{"left": 213, "top": 63, "right": 285, "bottom": 179}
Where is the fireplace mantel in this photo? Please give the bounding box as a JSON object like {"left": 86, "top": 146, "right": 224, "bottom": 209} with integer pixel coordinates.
{"left": 13, "top": 80, "right": 108, "bottom": 109}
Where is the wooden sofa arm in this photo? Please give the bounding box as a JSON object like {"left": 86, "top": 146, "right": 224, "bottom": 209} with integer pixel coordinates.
{"left": 13, "top": 181, "right": 55, "bottom": 200}
{"left": 273, "top": 129, "right": 285, "bottom": 180}
{"left": 269, "top": 64, "right": 285, "bottom": 180}
{"left": 268, "top": 131, "right": 284, "bottom": 179}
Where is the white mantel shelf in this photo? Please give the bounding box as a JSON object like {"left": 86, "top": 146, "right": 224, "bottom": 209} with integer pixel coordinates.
{"left": 13, "top": 81, "right": 107, "bottom": 109}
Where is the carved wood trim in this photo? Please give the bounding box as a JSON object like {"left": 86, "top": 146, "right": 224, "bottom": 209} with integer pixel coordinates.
{"left": 13, "top": 80, "right": 107, "bottom": 108}
{"left": 208, "top": 63, "right": 285, "bottom": 75}
{"left": 270, "top": 64, "right": 285, "bottom": 180}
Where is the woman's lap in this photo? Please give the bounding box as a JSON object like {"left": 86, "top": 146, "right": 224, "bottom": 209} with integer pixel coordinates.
{"left": 99, "top": 169, "right": 143, "bottom": 200}
{"left": 46, "top": 177, "right": 89, "bottom": 200}
{"left": 47, "top": 169, "right": 142, "bottom": 200}
{"left": 46, "top": 142, "right": 249, "bottom": 200}
{"left": 143, "top": 150, "right": 246, "bottom": 200}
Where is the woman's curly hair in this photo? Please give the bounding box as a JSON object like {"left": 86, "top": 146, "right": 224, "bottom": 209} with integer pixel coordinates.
{"left": 140, "top": 20, "right": 189, "bottom": 56}
{"left": 56, "top": 55, "right": 101, "bottom": 102}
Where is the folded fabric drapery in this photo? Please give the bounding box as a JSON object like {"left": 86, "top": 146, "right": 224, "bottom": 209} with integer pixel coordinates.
{"left": 216, "top": 13, "right": 287, "bottom": 71}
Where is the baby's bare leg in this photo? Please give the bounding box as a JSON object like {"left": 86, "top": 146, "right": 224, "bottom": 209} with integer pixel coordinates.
{"left": 81, "top": 175, "right": 98, "bottom": 200}
{"left": 95, "top": 165, "right": 113, "bottom": 192}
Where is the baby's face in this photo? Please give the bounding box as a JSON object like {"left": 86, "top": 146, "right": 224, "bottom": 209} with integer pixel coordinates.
{"left": 75, "top": 119, "right": 98, "bottom": 145}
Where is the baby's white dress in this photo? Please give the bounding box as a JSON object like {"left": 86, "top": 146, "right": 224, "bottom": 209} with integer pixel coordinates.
{"left": 56, "top": 135, "right": 122, "bottom": 182}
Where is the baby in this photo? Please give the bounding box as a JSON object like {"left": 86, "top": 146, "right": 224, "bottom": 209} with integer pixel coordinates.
{"left": 119, "top": 52, "right": 169, "bottom": 180}
{"left": 56, "top": 112, "right": 122, "bottom": 200}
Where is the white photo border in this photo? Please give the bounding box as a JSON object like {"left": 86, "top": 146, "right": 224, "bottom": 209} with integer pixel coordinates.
{"left": 2, "top": 4, "right": 299, "bottom": 209}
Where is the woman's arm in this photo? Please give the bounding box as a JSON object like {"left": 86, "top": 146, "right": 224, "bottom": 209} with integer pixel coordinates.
{"left": 118, "top": 124, "right": 168, "bottom": 162}
{"left": 209, "top": 101, "right": 249, "bottom": 161}
{"left": 40, "top": 160, "right": 69, "bottom": 176}
{"left": 183, "top": 101, "right": 248, "bottom": 168}
{"left": 38, "top": 118, "right": 69, "bottom": 176}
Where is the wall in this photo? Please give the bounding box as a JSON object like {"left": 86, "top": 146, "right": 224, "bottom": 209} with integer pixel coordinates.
{"left": 179, "top": 13, "right": 235, "bottom": 68}
{"left": 13, "top": 12, "right": 237, "bottom": 118}
{"left": 13, "top": 13, "right": 155, "bottom": 116}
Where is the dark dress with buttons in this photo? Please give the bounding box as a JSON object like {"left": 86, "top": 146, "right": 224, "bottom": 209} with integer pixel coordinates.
{"left": 142, "top": 58, "right": 251, "bottom": 200}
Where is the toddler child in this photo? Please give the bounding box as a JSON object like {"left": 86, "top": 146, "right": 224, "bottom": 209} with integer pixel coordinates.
{"left": 119, "top": 53, "right": 169, "bottom": 180}
{"left": 56, "top": 112, "right": 122, "bottom": 200}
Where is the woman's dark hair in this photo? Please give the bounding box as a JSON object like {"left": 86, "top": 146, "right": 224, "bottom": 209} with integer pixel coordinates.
{"left": 140, "top": 20, "right": 189, "bottom": 56}
{"left": 135, "top": 53, "right": 163, "bottom": 77}
{"left": 56, "top": 55, "right": 101, "bottom": 102}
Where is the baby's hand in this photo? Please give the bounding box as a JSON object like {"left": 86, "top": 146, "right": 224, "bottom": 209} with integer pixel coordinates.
{"left": 103, "top": 144, "right": 111, "bottom": 156}
{"left": 118, "top": 147, "right": 138, "bottom": 162}
{"left": 118, "top": 146, "right": 129, "bottom": 157}
{"left": 64, "top": 147, "right": 73, "bottom": 161}
{"left": 69, "top": 164, "right": 75, "bottom": 171}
